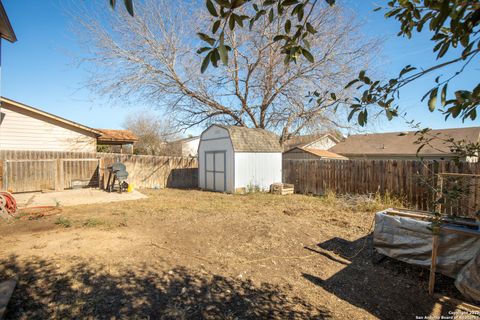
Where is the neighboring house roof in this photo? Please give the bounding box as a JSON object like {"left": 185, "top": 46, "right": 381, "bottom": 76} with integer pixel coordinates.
{"left": 295, "top": 147, "right": 348, "bottom": 159}
{"left": 329, "top": 127, "right": 480, "bottom": 157}
{"left": 214, "top": 125, "right": 283, "bottom": 152}
{"left": 169, "top": 136, "right": 200, "bottom": 144}
{"left": 96, "top": 129, "right": 139, "bottom": 144}
{"left": 0, "top": 1, "right": 16, "bottom": 42}
{"left": 283, "top": 133, "right": 340, "bottom": 151}
{"left": 0, "top": 97, "right": 101, "bottom": 136}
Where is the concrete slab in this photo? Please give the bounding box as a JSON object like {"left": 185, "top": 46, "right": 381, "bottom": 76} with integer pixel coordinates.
{"left": 13, "top": 189, "right": 147, "bottom": 208}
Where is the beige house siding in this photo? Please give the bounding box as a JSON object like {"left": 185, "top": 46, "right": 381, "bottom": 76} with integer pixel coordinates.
{"left": 305, "top": 136, "right": 337, "bottom": 150}
{"left": 0, "top": 105, "right": 97, "bottom": 152}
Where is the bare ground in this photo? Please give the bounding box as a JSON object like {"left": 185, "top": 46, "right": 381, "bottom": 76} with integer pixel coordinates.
{"left": 0, "top": 189, "right": 476, "bottom": 319}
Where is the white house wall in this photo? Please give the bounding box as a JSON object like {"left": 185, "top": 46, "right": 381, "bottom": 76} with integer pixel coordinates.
{"left": 234, "top": 152, "right": 282, "bottom": 191}
{"left": 198, "top": 126, "right": 235, "bottom": 193}
{"left": 182, "top": 138, "right": 200, "bottom": 157}
{"left": 0, "top": 106, "right": 97, "bottom": 152}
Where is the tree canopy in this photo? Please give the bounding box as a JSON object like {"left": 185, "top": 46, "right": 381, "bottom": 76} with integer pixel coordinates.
{"left": 105, "top": 0, "right": 479, "bottom": 156}
{"left": 89, "top": 0, "right": 378, "bottom": 142}
{"left": 193, "top": 0, "right": 479, "bottom": 126}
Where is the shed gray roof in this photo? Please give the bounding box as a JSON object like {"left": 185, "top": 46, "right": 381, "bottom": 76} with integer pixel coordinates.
{"left": 215, "top": 125, "right": 282, "bottom": 152}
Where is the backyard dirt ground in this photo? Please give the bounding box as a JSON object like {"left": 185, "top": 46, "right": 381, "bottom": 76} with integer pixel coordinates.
{"left": 0, "top": 189, "right": 477, "bottom": 319}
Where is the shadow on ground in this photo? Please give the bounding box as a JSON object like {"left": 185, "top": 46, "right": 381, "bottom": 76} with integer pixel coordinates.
{"left": 0, "top": 255, "right": 329, "bottom": 319}
{"left": 303, "top": 235, "right": 465, "bottom": 319}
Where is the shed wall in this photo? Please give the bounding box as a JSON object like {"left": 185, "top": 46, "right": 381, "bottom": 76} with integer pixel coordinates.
{"left": 234, "top": 152, "right": 282, "bottom": 191}
{"left": 198, "top": 126, "right": 234, "bottom": 192}
{"left": 0, "top": 106, "right": 97, "bottom": 152}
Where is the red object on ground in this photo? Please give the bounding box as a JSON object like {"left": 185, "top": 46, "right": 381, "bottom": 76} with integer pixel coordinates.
{"left": 0, "top": 192, "right": 17, "bottom": 216}
{"left": 0, "top": 192, "right": 61, "bottom": 219}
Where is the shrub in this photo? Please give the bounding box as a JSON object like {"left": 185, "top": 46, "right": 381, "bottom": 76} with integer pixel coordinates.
{"left": 55, "top": 216, "right": 72, "bottom": 228}
{"left": 318, "top": 190, "right": 406, "bottom": 213}
{"left": 83, "top": 218, "right": 105, "bottom": 228}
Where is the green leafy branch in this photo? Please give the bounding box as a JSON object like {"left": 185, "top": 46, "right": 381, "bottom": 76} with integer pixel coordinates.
{"left": 197, "top": 0, "right": 335, "bottom": 72}
{"left": 327, "top": 0, "right": 480, "bottom": 126}
{"left": 108, "top": 0, "right": 134, "bottom": 16}
{"left": 341, "top": 45, "right": 479, "bottom": 127}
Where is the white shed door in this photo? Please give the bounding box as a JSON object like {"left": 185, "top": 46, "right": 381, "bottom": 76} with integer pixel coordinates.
{"left": 205, "top": 151, "right": 226, "bottom": 192}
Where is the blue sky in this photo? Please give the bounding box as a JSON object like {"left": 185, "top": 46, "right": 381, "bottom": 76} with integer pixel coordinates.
{"left": 1, "top": 0, "right": 478, "bottom": 136}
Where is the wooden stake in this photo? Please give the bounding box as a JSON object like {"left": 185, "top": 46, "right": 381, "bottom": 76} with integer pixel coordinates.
{"left": 428, "top": 234, "right": 440, "bottom": 296}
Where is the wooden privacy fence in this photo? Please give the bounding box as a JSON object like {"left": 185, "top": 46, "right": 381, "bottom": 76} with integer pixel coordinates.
{"left": 97, "top": 153, "right": 198, "bottom": 190}
{"left": 2, "top": 158, "right": 100, "bottom": 192}
{"left": 283, "top": 159, "right": 480, "bottom": 217}
{"left": 0, "top": 150, "right": 198, "bottom": 193}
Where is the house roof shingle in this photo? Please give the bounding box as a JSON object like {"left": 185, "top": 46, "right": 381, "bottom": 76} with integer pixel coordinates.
{"left": 329, "top": 127, "right": 480, "bottom": 156}
{"left": 97, "top": 129, "right": 139, "bottom": 144}
{"left": 170, "top": 136, "right": 200, "bottom": 144}
{"left": 215, "top": 125, "right": 283, "bottom": 152}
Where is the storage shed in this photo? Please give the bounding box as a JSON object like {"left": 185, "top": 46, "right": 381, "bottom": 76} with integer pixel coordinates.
{"left": 198, "top": 125, "right": 282, "bottom": 193}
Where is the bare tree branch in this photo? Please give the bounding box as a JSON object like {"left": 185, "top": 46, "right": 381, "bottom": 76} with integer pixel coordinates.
{"left": 73, "top": 0, "right": 380, "bottom": 142}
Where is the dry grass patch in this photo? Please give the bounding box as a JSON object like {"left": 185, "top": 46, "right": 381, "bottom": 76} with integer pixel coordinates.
{"left": 0, "top": 188, "right": 466, "bottom": 319}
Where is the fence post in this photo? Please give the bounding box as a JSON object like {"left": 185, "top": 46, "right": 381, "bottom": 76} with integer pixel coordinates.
{"left": 98, "top": 157, "right": 105, "bottom": 189}
{"left": 0, "top": 160, "right": 4, "bottom": 190}
{"left": 435, "top": 174, "right": 443, "bottom": 214}
{"left": 55, "top": 159, "right": 64, "bottom": 191}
